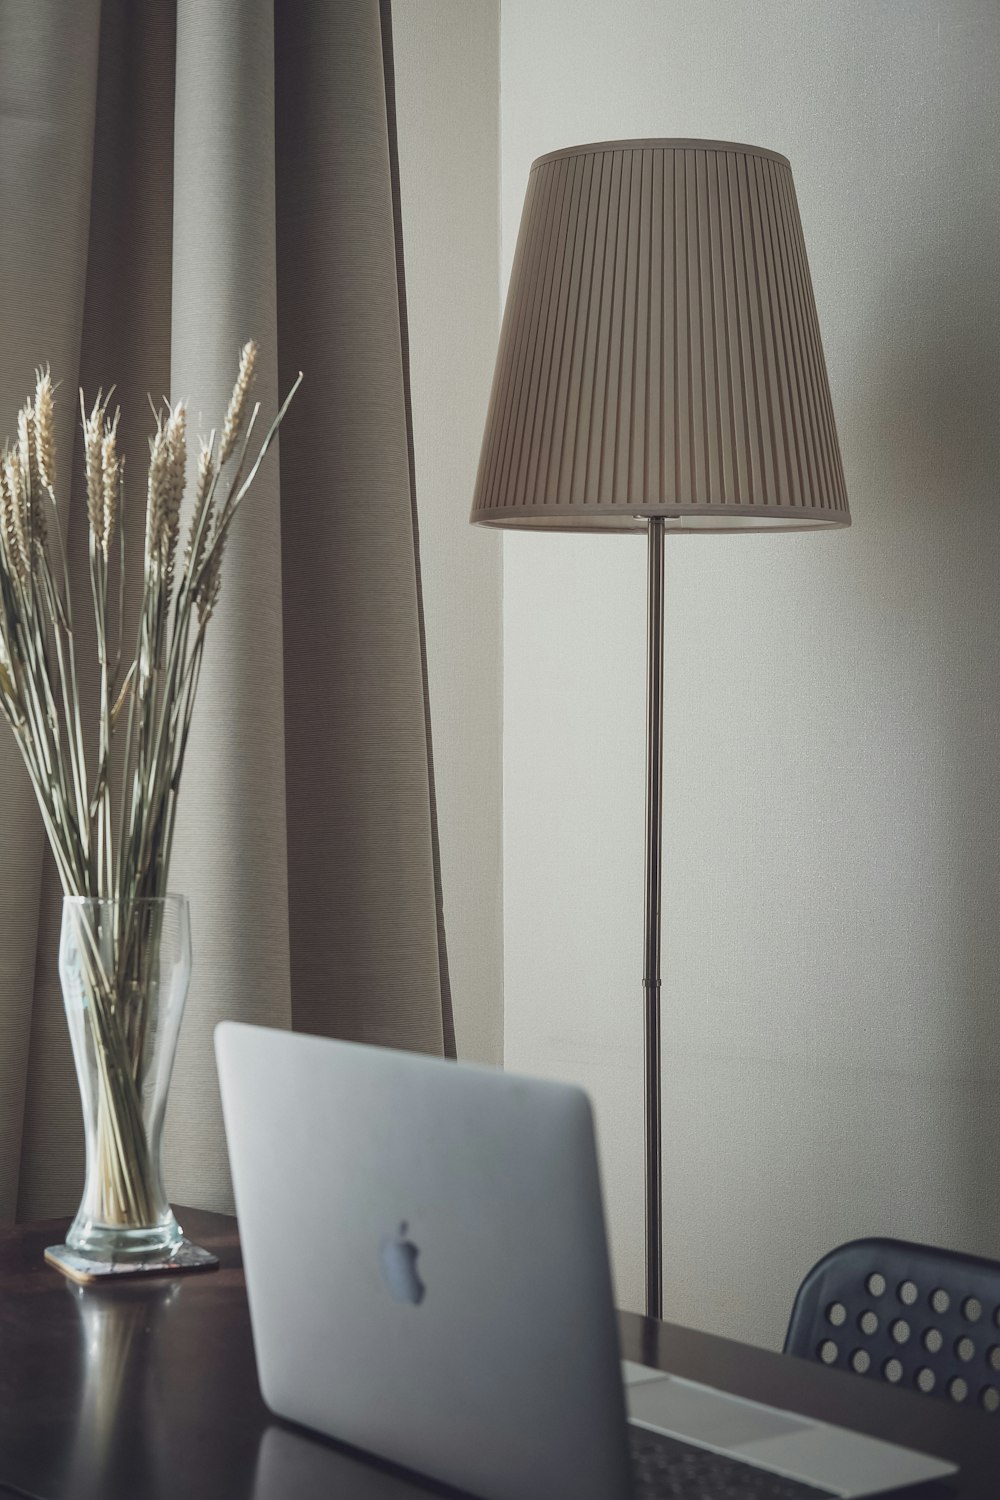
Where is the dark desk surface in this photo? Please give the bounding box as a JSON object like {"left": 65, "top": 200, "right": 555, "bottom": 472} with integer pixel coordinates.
{"left": 0, "top": 1208, "right": 993, "bottom": 1499}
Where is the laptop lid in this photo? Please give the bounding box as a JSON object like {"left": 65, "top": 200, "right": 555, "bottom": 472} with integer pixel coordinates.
{"left": 215, "top": 1022, "right": 633, "bottom": 1500}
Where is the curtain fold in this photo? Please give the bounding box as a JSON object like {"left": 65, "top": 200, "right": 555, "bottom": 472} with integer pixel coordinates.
{"left": 0, "top": 0, "right": 453, "bottom": 1225}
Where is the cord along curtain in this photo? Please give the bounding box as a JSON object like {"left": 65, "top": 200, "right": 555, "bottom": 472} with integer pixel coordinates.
{"left": 0, "top": 0, "right": 454, "bottom": 1224}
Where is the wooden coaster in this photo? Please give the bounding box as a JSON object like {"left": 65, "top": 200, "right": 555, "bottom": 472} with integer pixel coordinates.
{"left": 44, "top": 1238, "right": 219, "bottom": 1285}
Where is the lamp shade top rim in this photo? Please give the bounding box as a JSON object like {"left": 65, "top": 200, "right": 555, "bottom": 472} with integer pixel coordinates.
{"left": 531, "top": 138, "right": 790, "bottom": 171}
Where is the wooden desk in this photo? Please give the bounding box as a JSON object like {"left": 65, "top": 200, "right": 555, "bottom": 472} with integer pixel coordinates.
{"left": 0, "top": 1208, "right": 992, "bottom": 1498}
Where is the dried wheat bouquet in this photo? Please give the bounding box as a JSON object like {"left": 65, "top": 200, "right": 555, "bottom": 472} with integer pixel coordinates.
{"left": 0, "top": 344, "right": 300, "bottom": 907}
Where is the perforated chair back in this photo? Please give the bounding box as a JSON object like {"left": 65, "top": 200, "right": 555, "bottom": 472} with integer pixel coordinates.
{"left": 784, "top": 1236, "right": 1000, "bottom": 1416}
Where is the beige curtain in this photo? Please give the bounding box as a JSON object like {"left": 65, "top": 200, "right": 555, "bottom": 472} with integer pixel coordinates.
{"left": 0, "top": 0, "right": 454, "bottom": 1225}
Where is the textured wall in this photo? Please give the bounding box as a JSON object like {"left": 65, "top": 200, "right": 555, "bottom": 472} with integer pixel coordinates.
{"left": 393, "top": 1, "right": 503, "bottom": 1064}
{"left": 501, "top": 0, "right": 1000, "bottom": 1346}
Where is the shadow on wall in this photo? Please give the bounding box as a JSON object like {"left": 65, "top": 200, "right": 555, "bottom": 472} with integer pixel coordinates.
{"left": 843, "top": 119, "right": 1000, "bottom": 1261}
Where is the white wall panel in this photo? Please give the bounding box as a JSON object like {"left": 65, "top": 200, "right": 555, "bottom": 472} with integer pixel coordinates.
{"left": 501, "top": 0, "right": 1000, "bottom": 1346}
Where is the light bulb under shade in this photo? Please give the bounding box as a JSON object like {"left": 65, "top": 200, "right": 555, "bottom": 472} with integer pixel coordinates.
{"left": 471, "top": 139, "right": 850, "bottom": 533}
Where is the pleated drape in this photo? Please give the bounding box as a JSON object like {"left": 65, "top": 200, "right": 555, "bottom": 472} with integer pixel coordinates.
{"left": 0, "top": 0, "right": 453, "bottom": 1225}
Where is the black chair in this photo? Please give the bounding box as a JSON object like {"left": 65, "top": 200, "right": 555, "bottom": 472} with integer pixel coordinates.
{"left": 784, "top": 1236, "right": 1000, "bottom": 1415}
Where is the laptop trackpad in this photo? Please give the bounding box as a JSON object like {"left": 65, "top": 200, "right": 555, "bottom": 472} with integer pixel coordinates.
{"left": 627, "top": 1372, "right": 809, "bottom": 1449}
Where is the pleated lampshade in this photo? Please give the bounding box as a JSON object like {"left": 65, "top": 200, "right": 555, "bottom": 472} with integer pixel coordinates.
{"left": 472, "top": 139, "right": 850, "bottom": 531}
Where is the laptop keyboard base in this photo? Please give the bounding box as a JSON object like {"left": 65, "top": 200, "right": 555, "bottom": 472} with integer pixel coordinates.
{"left": 630, "top": 1425, "right": 838, "bottom": 1499}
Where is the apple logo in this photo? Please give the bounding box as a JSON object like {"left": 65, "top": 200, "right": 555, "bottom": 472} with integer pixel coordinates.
{"left": 379, "top": 1221, "right": 426, "bottom": 1305}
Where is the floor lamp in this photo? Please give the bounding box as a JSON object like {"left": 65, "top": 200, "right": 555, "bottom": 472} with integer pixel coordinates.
{"left": 470, "top": 139, "right": 851, "bottom": 1321}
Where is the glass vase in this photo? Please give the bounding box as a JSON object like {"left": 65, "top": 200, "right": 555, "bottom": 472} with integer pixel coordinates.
{"left": 58, "top": 895, "right": 190, "bottom": 1264}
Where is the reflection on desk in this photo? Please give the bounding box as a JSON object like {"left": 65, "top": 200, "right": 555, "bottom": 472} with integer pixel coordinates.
{"left": 254, "top": 1423, "right": 456, "bottom": 1500}
{"left": 61, "top": 1278, "right": 180, "bottom": 1500}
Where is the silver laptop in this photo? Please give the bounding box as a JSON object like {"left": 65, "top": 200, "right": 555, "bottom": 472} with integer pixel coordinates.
{"left": 215, "top": 1023, "right": 957, "bottom": 1500}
